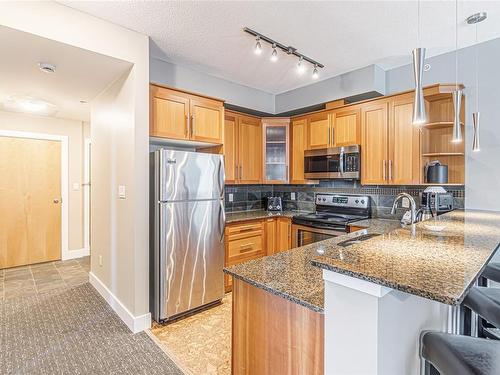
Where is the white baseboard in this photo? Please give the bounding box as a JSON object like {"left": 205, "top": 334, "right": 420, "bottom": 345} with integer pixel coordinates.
{"left": 89, "top": 271, "right": 151, "bottom": 333}
{"left": 62, "top": 247, "right": 90, "bottom": 260}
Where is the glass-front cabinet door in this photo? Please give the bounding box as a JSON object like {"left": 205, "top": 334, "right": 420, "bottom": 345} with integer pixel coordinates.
{"left": 262, "top": 118, "right": 290, "bottom": 184}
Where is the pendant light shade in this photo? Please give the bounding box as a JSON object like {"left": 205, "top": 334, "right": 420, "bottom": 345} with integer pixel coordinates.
{"left": 472, "top": 112, "right": 480, "bottom": 151}
{"left": 452, "top": 89, "right": 463, "bottom": 142}
{"left": 412, "top": 47, "right": 427, "bottom": 125}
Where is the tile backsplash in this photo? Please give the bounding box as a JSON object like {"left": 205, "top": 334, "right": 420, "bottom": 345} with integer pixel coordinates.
{"left": 225, "top": 181, "right": 465, "bottom": 219}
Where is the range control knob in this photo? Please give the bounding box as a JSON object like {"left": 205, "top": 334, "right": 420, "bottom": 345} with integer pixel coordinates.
{"left": 355, "top": 199, "right": 359, "bottom": 204}
{"left": 361, "top": 200, "right": 365, "bottom": 204}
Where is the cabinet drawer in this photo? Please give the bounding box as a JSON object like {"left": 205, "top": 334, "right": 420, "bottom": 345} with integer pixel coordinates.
{"left": 226, "top": 221, "right": 263, "bottom": 236}
{"left": 227, "top": 234, "right": 264, "bottom": 264}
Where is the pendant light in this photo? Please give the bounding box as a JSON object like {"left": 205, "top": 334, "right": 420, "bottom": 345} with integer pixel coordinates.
{"left": 467, "top": 12, "right": 487, "bottom": 152}
{"left": 451, "top": 0, "right": 462, "bottom": 143}
{"left": 412, "top": 0, "right": 427, "bottom": 125}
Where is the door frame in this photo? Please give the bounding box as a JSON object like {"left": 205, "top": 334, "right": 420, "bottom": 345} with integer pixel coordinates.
{"left": 83, "top": 138, "right": 91, "bottom": 253}
{"left": 0, "top": 130, "right": 69, "bottom": 261}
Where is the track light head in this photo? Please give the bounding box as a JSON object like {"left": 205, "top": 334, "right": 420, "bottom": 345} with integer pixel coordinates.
{"left": 270, "top": 44, "right": 278, "bottom": 62}
{"left": 254, "top": 36, "right": 262, "bottom": 55}
{"left": 312, "top": 65, "right": 319, "bottom": 79}
{"left": 297, "top": 56, "right": 305, "bottom": 74}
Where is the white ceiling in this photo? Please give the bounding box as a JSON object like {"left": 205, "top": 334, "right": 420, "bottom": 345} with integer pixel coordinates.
{"left": 63, "top": 1, "right": 500, "bottom": 94}
{"left": 0, "top": 25, "right": 132, "bottom": 121}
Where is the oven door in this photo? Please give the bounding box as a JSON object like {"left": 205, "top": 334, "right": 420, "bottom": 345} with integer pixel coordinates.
{"left": 292, "top": 224, "right": 346, "bottom": 248}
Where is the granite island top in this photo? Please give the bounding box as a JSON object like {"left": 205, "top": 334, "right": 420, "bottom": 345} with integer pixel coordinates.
{"left": 312, "top": 210, "right": 500, "bottom": 306}
{"left": 225, "top": 210, "right": 500, "bottom": 312}
{"left": 224, "top": 217, "right": 401, "bottom": 312}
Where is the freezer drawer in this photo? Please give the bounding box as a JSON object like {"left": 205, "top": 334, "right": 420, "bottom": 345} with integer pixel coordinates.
{"left": 158, "top": 199, "right": 225, "bottom": 321}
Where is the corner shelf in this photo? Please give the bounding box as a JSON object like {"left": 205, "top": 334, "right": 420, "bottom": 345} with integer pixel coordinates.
{"left": 421, "top": 121, "right": 464, "bottom": 130}
{"left": 421, "top": 152, "right": 465, "bottom": 157}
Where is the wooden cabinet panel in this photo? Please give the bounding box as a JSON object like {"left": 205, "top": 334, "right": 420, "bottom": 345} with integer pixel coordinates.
{"left": 333, "top": 108, "right": 360, "bottom": 146}
{"left": 224, "top": 114, "right": 238, "bottom": 184}
{"left": 262, "top": 119, "right": 289, "bottom": 184}
{"left": 390, "top": 95, "right": 420, "bottom": 184}
{"left": 150, "top": 86, "right": 189, "bottom": 140}
{"left": 190, "top": 97, "right": 224, "bottom": 143}
{"left": 290, "top": 118, "right": 308, "bottom": 183}
{"left": 238, "top": 116, "right": 262, "bottom": 184}
{"left": 275, "top": 217, "right": 291, "bottom": 252}
{"left": 265, "top": 218, "right": 276, "bottom": 255}
{"left": 308, "top": 112, "right": 332, "bottom": 149}
{"left": 227, "top": 233, "right": 264, "bottom": 265}
{"left": 361, "top": 102, "right": 389, "bottom": 185}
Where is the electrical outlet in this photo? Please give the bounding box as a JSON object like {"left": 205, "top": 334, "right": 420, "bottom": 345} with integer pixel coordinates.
{"left": 228, "top": 193, "right": 234, "bottom": 202}
{"left": 98, "top": 255, "right": 103, "bottom": 267}
{"left": 118, "top": 185, "right": 126, "bottom": 199}
{"left": 402, "top": 197, "right": 410, "bottom": 208}
{"left": 291, "top": 192, "right": 296, "bottom": 201}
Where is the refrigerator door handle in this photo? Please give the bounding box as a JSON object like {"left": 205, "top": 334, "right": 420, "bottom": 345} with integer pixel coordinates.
{"left": 217, "top": 158, "right": 224, "bottom": 199}
{"left": 219, "top": 200, "right": 225, "bottom": 243}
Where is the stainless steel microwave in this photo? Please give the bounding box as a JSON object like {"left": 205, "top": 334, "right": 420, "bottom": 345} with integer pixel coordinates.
{"left": 304, "top": 145, "right": 360, "bottom": 179}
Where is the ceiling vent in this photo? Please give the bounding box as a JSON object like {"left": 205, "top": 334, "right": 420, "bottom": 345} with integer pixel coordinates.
{"left": 38, "top": 62, "right": 56, "bottom": 74}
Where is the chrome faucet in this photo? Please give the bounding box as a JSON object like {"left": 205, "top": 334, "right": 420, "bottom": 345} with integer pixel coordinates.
{"left": 391, "top": 193, "right": 418, "bottom": 225}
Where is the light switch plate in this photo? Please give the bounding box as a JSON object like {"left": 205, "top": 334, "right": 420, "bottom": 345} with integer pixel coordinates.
{"left": 118, "top": 185, "right": 126, "bottom": 199}
{"left": 72, "top": 182, "right": 80, "bottom": 191}
{"left": 402, "top": 197, "right": 410, "bottom": 208}
{"left": 228, "top": 193, "right": 234, "bottom": 202}
{"left": 291, "top": 192, "right": 296, "bottom": 201}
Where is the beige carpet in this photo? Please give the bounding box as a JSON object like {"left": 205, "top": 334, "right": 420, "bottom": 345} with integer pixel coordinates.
{"left": 149, "top": 294, "right": 232, "bottom": 375}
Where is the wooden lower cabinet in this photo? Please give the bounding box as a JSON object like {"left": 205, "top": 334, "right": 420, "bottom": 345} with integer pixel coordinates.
{"left": 225, "top": 217, "right": 292, "bottom": 291}
{"left": 232, "top": 278, "right": 324, "bottom": 375}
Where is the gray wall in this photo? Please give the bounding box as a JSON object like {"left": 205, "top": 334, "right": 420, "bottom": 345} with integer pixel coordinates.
{"left": 150, "top": 57, "right": 275, "bottom": 113}
{"left": 274, "top": 65, "right": 386, "bottom": 113}
{"left": 385, "top": 37, "right": 500, "bottom": 211}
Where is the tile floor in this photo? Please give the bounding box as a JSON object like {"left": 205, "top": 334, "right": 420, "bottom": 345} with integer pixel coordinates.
{"left": 0, "top": 256, "right": 90, "bottom": 300}
{"left": 150, "top": 293, "right": 232, "bottom": 375}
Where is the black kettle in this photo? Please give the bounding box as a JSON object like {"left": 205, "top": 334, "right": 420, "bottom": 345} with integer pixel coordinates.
{"left": 425, "top": 160, "right": 448, "bottom": 184}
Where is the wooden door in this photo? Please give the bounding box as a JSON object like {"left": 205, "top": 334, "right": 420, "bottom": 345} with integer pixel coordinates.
{"left": 390, "top": 95, "right": 421, "bottom": 184}
{"left": 308, "top": 111, "right": 332, "bottom": 149}
{"left": 190, "top": 96, "right": 224, "bottom": 144}
{"left": 333, "top": 108, "right": 360, "bottom": 146}
{"left": 265, "top": 218, "right": 276, "bottom": 255}
{"left": 224, "top": 113, "right": 238, "bottom": 184}
{"left": 238, "top": 115, "right": 262, "bottom": 184}
{"left": 275, "top": 217, "right": 291, "bottom": 252}
{"left": 290, "top": 118, "right": 308, "bottom": 183}
{"left": 150, "top": 85, "right": 189, "bottom": 140}
{"left": 361, "top": 102, "right": 389, "bottom": 185}
{"left": 0, "top": 137, "right": 61, "bottom": 268}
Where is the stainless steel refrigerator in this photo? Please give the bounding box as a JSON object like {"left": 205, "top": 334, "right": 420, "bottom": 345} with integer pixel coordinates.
{"left": 150, "top": 149, "right": 225, "bottom": 322}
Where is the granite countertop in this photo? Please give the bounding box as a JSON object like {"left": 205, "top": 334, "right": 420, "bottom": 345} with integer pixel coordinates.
{"left": 225, "top": 210, "right": 307, "bottom": 223}
{"left": 312, "top": 210, "right": 500, "bottom": 305}
{"left": 224, "top": 218, "right": 401, "bottom": 312}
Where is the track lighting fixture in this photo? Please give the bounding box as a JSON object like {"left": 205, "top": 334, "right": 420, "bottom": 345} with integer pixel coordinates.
{"left": 270, "top": 44, "right": 278, "bottom": 62}
{"left": 411, "top": 0, "right": 427, "bottom": 125}
{"left": 452, "top": 0, "right": 462, "bottom": 143}
{"left": 243, "top": 27, "right": 324, "bottom": 80}
{"left": 312, "top": 65, "right": 319, "bottom": 80}
{"left": 297, "top": 56, "right": 305, "bottom": 74}
{"left": 254, "top": 36, "right": 262, "bottom": 55}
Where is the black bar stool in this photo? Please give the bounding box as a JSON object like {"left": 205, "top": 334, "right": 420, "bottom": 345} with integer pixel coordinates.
{"left": 463, "top": 285, "right": 500, "bottom": 339}
{"left": 420, "top": 331, "right": 500, "bottom": 375}
{"left": 483, "top": 262, "right": 500, "bottom": 283}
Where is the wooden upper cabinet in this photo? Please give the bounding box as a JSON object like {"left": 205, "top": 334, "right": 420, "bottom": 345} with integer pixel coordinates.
{"left": 224, "top": 113, "right": 238, "bottom": 184}
{"left": 389, "top": 95, "right": 420, "bottom": 185}
{"left": 262, "top": 118, "right": 289, "bottom": 184}
{"left": 290, "top": 118, "right": 308, "bottom": 184}
{"left": 190, "top": 97, "right": 224, "bottom": 144}
{"left": 150, "top": 84, "right": 224, "bottom": 144}
{"left": 361, "top": 101, "right": 389, "bottom": 185}
{"left": 333, "top": 108, "right": 360, "bottom": 146}
{"left": 308, "top": 111, "right": 332, "bottom": 149}
{"left": 150, "top": 85, "right": 189, "bottom": 140}
{"left": 238, "top": 115, "right": 262, "bottom": 184}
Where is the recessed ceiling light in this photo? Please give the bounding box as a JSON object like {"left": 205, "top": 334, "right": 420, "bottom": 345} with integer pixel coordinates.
{"left": 38, "top": 62, "right": 56, "bottom": 74}
{"left": 80, "top": 100, "right": 88, "bottom": 104}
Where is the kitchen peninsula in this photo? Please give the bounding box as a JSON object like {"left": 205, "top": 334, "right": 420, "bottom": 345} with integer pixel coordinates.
{"left": 224, "top": 210, "right": 500, "bottom": 375}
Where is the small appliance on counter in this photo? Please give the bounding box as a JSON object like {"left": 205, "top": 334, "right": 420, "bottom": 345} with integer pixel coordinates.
{"left": 416, "top": 186, "right": 454, "bottom": 222}
{"left": 425, "top": 160, "right": 448, "bottom": 184}
{"left": 267, "top": 197, "right": 283, "bottom": 211}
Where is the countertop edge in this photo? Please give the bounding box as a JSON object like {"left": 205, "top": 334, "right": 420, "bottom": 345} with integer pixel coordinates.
{"left": 224, "top": 268, "right": 324, "bottom": 313}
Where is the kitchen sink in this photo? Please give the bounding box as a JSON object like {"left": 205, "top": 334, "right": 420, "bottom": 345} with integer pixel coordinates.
{"left": 337, "top": 233, "right": 381, "bottom": 247}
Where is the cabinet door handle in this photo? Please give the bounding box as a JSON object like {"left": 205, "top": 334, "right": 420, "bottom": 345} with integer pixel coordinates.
{"left": 191, "top": 114, "right": 195, "bottom": 135}
{"left": 185, "top": 115, "right": 190, "bottom": 137}
{"left": 240, "top": 166, "right": 243, "bottom": 180}
{"left": 383, "top": 160, "right": 387, "bottom": 181}
{"left": 328, "top": 128, "right": 331, "bottom": 146}
{"left": 388, "top": 160, "right": 393, "bottom": 181}
{"left": 331, "top": 126, "right": 335, "bottom": 146}
{"left": 239, "top": 243, "right": 254, "bottom": 252}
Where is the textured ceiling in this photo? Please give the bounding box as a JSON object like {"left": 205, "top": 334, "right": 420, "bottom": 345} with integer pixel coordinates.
{"left": 0, "top": 25, "right": 132, "bottom": 121}
{"left": 63, "top": 1, "right": 500, "bottom": 94}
